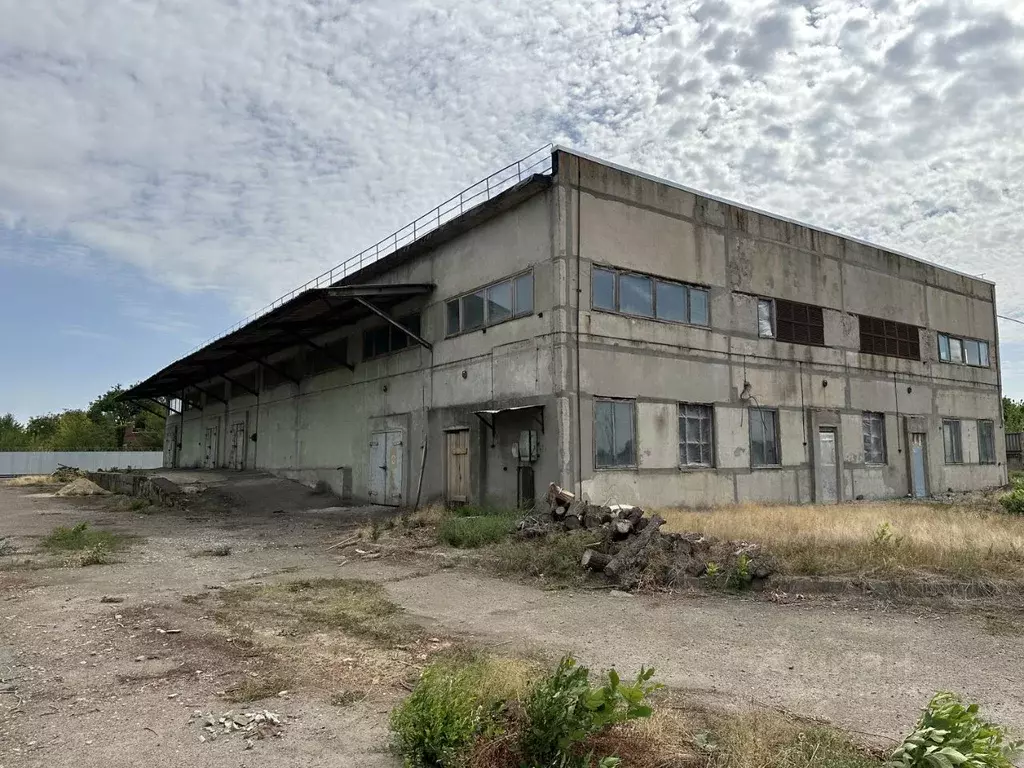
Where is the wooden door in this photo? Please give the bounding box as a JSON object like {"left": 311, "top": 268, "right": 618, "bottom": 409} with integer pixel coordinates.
{"left": 446, "top": 429, "right": 470, "bottom": 504}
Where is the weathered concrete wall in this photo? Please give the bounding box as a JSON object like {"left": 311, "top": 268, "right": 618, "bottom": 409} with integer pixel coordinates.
{"left": 166, "top": 189, "right": 559, "bottom": 507}
{"left": 163, "top": 149, "right": 1005, "bottom": 510}
{"left": 557, "top": 150, "right": 1005, "bottom": 507}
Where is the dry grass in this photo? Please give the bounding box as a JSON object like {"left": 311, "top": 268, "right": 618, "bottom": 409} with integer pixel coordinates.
{"left": 1, "top": 475, "right": 60, "bottom": 487}
{"left": 658, "top": 501, "right": 1024, "bottom": 580}
{"left": 212, "top": 576, "right": 451, "bottom": 701}
{"left": 217, "top": 577, "right": 417, "bottom": 646}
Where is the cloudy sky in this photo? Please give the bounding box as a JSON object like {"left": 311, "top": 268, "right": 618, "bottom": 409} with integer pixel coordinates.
{"left": 1, "top": 0, "right": 1023, "bottom": 421}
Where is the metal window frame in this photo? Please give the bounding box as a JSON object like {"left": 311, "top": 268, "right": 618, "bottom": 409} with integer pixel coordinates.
{"left": 445, "top": 269, "right": 535, "bottom": 338}
{"left": 590, "top": 264, "right": 711, "bottom": 328}
{"left": 361, "top": 312, "right": 423, "bottom": 362}
{"left": 978, "top": 419, "right": 996, "bottom": 464}
{"left": 594, "top": 397, "right": 637, "bottom": 469}
{"left": 858, "top": 315, "right": 921, "bottom": 360}
{"left": 678, "top": 403, "right": 714, "bottom": 468}
{"left": 861, "top": 411, "right": 887, "bottom": 465}
{"left": 942, "top": 419, "right": 963, "bottom": 464}
{"left": 757, "top": 298, "right": 776, "bottom": 338}
{"left": 938, "top": 332, "right": 990, "bottom": 368}
{"left": 749, "top": 407, "right": 781, "bottom": 468}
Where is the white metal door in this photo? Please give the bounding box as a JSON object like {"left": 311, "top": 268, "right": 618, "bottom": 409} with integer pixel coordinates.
{"left": 816, "top": 428, "right": 839, "bottom": 503}
{"left": 204, "top": 424, "right": 219, "bottom": 468}
{"left": 228, "top": 420, "right": 247, "bottom": 470}
{"left": 911, "top": 433, "right": 928, "bottom": 498}
{"left": 368, "top": 433, "right": 387, "bottom": 503}
{"left": 385, "top": 432, "right": 404, "bottom": 505}
{"left": 165, "top": 424, "right": 180, "bottom": 468}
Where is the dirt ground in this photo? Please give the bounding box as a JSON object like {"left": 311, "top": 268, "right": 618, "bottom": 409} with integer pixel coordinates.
{"left": 2, "top": 481, "right": 1023, "bottom": 767}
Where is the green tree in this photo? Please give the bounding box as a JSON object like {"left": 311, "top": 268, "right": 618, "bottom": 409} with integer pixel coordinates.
{"left": 50, "top": 410, "right": 115, "bottom": 451}
{"left": 24, "top": 414, "right": 60, "bottom": 449}
{"left": 0, "top": 413, "right": 26, "bottom": 450}
{"left": 1004, "top": 398, "right": 1024, "bottom": 433}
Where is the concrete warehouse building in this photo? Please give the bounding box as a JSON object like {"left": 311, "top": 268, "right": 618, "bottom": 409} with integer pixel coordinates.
{"left": 125, "top": 146, "right": 1007, "bottom": 508}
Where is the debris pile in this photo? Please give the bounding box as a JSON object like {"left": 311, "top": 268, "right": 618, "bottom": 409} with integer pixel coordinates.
{"left": 521, "top": 483, "right": 778, "bottom": 591}
{"left": 54, "top": 478, "right": 111, "bottom": 497}
{"left": 51, "top": 464, "right": 85, "bottom": 483}
{"left": 189, "top": 709, "right": 284, "bottom": 748}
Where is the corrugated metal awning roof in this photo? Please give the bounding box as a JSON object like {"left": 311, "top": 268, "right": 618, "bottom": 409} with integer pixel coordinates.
{"left": 122, "top": 283, "right": 433, "bottom": 400}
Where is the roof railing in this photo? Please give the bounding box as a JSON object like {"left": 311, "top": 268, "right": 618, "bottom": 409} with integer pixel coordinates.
{"left": 183, "top": 144, "right": 554, "bottom": 356}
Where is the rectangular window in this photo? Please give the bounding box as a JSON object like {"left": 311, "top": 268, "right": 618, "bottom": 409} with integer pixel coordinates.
{"left": 942, "top": 419, "right": 963, "bottom": 464}
{"left": 446, "top": 271, "right": 535, "bottom": 336}
{"left": 461, "top": 291, "right": 485, "bottom": 331}
{"left": 858, "top": 315, "right": 921, "bottom": 360}
{"left": 592, "top": 267, "right": 616, "bottom": 310}
{"left": 949, "top": 336, "right": 963, "bottom": 364}
{"left": 656, "top": 280, "right": 687, "bottom": 322}
{"left": 776, "top": 299, "right": 825, "bottom": 345}
{"left": 595, "top": 399, "right": 636, "bottom": 468}
{"left": 679, "top": 404, "right": 714, "bottom": 467}
{"left": 749, "top": 408, "right": 780, "bottom": 467}
{"left": 689, "top": 288, "right": 709, "bottom": 326}
{"left": 363, "top": 314, "right": 421, "bottom": 360}
{"left": 759, "top": 298, "right": 824, "bottom": 346}
{"left": 862, "top": 412, "right": 886, "bottom": 464}
{"left": 618, "top": 273, "right": 654, "bottom": 317}
{"left": 591, "top": 266, "right": 710, "bottom": 326}
{"left": 486, "top": 281, "right": 513, "bottom": 325}
{"left": 757, "top": 299, "right": 775, "bottom": 338}
{"left": 978, "top": 420, "right": 996, "bottom": 464}
{"left": 446, "top": 299, "right": 461, "bottom": 336}
{"left": 514, "top": 272, "right": 534, "bottom": 316}
{"left": 938, "top": 333, "right": 990, "bottom": 367}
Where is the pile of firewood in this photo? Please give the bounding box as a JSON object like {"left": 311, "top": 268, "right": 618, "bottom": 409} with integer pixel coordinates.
{"left": 516, "top": 483, "right": 778, "bottom": 591}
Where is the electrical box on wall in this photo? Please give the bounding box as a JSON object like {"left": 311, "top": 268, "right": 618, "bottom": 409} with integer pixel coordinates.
{"left": 511, "top": 430, "right": 540, "bottom": 463}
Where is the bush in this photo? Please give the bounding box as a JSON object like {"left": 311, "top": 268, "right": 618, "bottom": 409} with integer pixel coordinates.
{"left": 520, "top": 656, "right": 661, "bottom": 768}
{"left": 390, "top": 661, "right": 493, "bottom": 767}
{"left": 1000, "top": 488, "right": 1024, "bottom": 516}
{"left": 41, "top": 522, "right": 122, "bottom": 552}
{"left": 885, "top": 692, "right": 1021, "bottom": 768}
{"left": 439, "top": 512, "right": 517, "bottom": 549}
{"left": 390, "top": 654, "right": 660, "bottom": 768}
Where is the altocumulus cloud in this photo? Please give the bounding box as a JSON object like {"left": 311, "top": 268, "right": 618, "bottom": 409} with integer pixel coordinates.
{"left": 1, "top": 0, "right": 1024, "bottom": 355}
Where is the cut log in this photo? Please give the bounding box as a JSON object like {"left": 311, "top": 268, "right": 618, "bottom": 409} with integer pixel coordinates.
{"left": 604, "top": 514, "right": 665, "bottom": 584}
{"left": 552, "top": 505, "right": 567, "bottom": 520}
{"left": 634, "top": 516, "right": 649, "bottom": 532}
{"left": 623, "top": 507, "right": 644, "bottom": 526}
{"left": 581, "top": 549, "right": 613, "bottom": 572}
{"left": 563, "top": 514, "right": 581, "bottom": 531}
{"left": 612, "top": 520, "right": 633, "bottom": 539}
{"left": 582, "top": 511, "right": 603, "bottom": 529}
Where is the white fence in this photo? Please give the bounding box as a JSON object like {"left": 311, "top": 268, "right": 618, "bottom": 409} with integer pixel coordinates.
{"left": 0, "top": 452, "right": 164, "bottom": 477}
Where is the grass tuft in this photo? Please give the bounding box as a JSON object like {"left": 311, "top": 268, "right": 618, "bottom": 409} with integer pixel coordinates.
{"left": 193, "top": 544, "right": 232, "bottom": 557}
{"left": 658, "top": 501, "right": 1024, "bottom": 580}
{"left": 439, "top": 511, "right": 519, "bottom": 549}
{"left": 41, "top": 522, "right": 125, "bottom": 553}
{"left": 484, "top": 531, "right": 597, "bottom": 587}
{"left": 224, "top": 673, "right": 292, "bottom": 704}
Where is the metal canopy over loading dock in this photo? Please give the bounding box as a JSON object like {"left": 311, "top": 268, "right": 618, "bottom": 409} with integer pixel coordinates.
{"left": 122, "top": 283, "right": 435, "bottom": 404}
